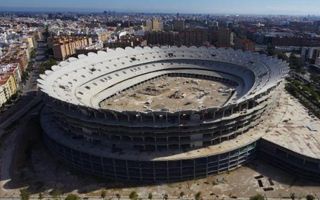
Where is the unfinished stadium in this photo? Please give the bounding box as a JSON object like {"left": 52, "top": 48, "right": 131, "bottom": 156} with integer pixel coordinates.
{"left": 38, "top": 46, "right": 320, "bottom": 183}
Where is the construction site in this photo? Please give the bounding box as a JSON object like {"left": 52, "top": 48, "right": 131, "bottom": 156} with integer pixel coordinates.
{"left": 100, "top": 76, "right": 235, "bottom": 112}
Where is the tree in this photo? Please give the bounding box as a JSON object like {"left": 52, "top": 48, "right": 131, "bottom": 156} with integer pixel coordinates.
{"left": 249, "top": 194, "right": 265, "bottom": 200}
{"left": 38, "top": 193, "right": 43, "bottom": 200}
{"left": 39, "top": 58, "right": 58, "bottom": 74}
{"left": 306, "top": 194, "right": 315, "bottom": 200}
{"left": 65, "top": 194, "right": 80, "bottom": 200}
{"left": 148, "top": 193, "right": 153, "bottom": 199}
{"left": 289, "top": 54, "right": 304, "bottom": 73}
{"left": 129, "top": 191, "right": 138, "bottom": 200}
{"left": 50, "top": 189, "right": 62, "bottom": 200}
{"left": 277, "top": 52, "right": 288, "bottom": 61}
{"left": 290, "top": 193, "right": 295, "bottom": 200}
{"left": 195, "top": 192, "right": 202, "bottom": 200}
{"left": 115, "top": 193, "right": 121, "bottom": 200}
{"left": 100, "top": 190, "right": 106, "bottom": 199}
{"left": 31, "top": 49, "right": 36, "bottom": 58}
{"left": 179, "top": 192, "right": 185, "bottom": 198}
{"left": 163, "top": 193, "right": 168, "bottom": 200}
{"left": 20, "top": 189, "right": 30, "bottom": 200}
{"left": 266, "top": 43, "right": 275, "bottom": 56}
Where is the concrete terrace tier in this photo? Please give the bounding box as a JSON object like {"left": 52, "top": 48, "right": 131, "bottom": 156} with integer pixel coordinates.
{"left": 41, "top": 107, "right": 263, "bottom": 161}
{"left": 37, "top": 46, "right": 289, "bottom": 111}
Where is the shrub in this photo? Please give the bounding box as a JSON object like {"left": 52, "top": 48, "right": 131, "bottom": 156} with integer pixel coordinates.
{"left": 249, "top": 194, "right": 265, "bottom": 200}
{"left": 306, "top": 194, "right": 315, "bottom": 200}
{"left": 65, "top": 194, "right": 80, "bottom": 200}
{"left": 179, "top": 192, "right": 185, "bottom": 197}
{"left": 20, "top": 189, "right": 30, "bottom": 200}
{"left": 100, "top": 190, "right": 106, "bottom": 199}
{"left": 129, "top": 191, "right": 138, "bottom": 200}
{"left": 195, "top": 192, "right": 202, "bottom": 200}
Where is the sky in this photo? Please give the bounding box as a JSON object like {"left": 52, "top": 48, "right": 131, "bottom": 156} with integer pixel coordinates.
{"left": 0, "top": 0, "right": 320, "bottom": 15}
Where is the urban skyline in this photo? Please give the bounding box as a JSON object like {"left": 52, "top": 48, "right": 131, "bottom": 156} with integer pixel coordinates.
{"left": 2, "top": 2, "right": 320, "bottom": 199}
{"left": 1, "top": 0, "right": 320, "bottom": 15}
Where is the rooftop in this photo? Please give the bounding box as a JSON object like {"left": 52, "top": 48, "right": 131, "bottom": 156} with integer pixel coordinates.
{"left": 262, "top": 91, "right": 320, "bottom": 159}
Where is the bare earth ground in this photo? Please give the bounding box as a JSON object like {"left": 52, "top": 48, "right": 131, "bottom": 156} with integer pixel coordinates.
{"left": 1, "top": 92, "right": 320, "bottom": 199}
{"left": 3, "top": 143, "right": 320, "bottom": 199}
{"left": 100, "top": 76, "right": 234, "bottom": 112}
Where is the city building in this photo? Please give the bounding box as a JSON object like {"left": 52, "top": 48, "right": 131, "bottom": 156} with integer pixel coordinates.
{"left": 104, "top": 33, "right": 146, "bottom": 48}
{"left": 234, "top": 38, "right": 256, "bottom": 51}
{"left": 145, "top": 29, "right": 215, "bottom": 47}
{"left": 1, "top": 46, "right": 29, "bottom": 72}
{"left": 0, "top": 74, "right": 18, "bottom": 106}
{"left": 50, "top": 36, "right": 93, "bottom": 60}
{"left": 145, "top": 18, "right": 164, "bottom": 32}
{"left": 0, "top": 63, "right": 22, "bottom": 86}
{"left": 173, "top": 20, "right": 185, "bottom": 31}
{"left": 216, "top": 28, "right": 232, "bottom": 47}
{"left": 301, "top": 47, "right": 320, "bottom": 63}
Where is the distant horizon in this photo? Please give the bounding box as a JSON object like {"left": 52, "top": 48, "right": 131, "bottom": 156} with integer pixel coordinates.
{"left": 1, "top": 7, "right": 320, "bottom": 17}
{"left": 1, "top": 0, "right": 320, "bottom": 16}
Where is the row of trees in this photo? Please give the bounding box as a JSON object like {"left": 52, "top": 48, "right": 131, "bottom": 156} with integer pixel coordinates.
{"left": 20, "top": 189, "right": 80, "bottom": 200}
{"left": 39, "top": 58, "right": 57, "bottom": 74}
{"left": 266, "top": 44, "right": 305, "bottom": 74}
{"left": 20, "top": 188, "right": 317, "bottom": 200}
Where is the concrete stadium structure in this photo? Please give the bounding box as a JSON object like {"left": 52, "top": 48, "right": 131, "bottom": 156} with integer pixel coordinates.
{"left": 38, "top": 46, "right": 289, "bottom": 182}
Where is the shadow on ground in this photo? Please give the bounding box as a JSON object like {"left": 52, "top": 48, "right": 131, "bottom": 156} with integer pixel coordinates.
{"left": 2, "top": 115, "right": 320, "bottom": 196}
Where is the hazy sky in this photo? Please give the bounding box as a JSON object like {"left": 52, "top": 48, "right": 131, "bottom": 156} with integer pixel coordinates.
{"left": 1, "top": 0, "right": 320, "bottom": 15}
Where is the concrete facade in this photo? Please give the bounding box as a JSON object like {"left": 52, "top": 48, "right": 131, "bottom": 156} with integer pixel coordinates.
{"left": 38, "top": 46, "right": 289, "bottom": 182}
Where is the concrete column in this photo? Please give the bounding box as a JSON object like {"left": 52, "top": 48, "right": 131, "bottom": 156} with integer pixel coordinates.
{"left": 112, "top": 111, "right": 119, "bottom": 121}
{"left": 165, "top": 112, "right": 168, "bottom": 123}
{"left": 112, "top": 159, "right": 117, "bottom": 181}
{"left": 152, "top": 113, "right": 156, "bottom": 124}
{"left": 125, "top": 160, "right": 129, "bottom": 180}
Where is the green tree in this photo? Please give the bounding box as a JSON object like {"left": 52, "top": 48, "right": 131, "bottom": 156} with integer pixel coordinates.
{"left": 38, "top": 193, "right": 43, "bottom": 200}
{"left": 306, "top": 194, "right": 315, "bottom": 200}
{"left": 179, "top": 192, "right": 185, "bottom": 198}
{"left": 277, "top": 52, "right": 288, "bottom": 61}
{"left": 115, "top": 193, "right": 121, "bottom": 200}
{"left": 31, "top": 49, "right": 36, "bottom": 58}
{"left": 249, "top": 194, "right": 265, "bottom": 200}
{"left": 101, "top": 190, "right": 106, "bottom": 199}
{"left": 266, "top": 43, "right": 275, "bottom": 56}
{"left": 148, "top": 193, "right": 153, "bottom": 199}
{"left": 195, "top": 192, "right": 202, "bottom": 200}
{"left": 129, "top": 191, "right": 138, "bottom": 200}
{"left": 39, "top": 58, "right": 58, "bottom": 74}
{"left": 20, "top": 189, "right": 30, "bottom": 200}
{"left": 50, "top": 189, "right": 62, "bottom": 200}
{"left": 289, "top": 54, "right": 304, "bottom": 73}
{"left": 290, "top": 193, "right": 295, "bottom": 200}
{"left": 65, "top": 194, "right": 80, "bottom": 200}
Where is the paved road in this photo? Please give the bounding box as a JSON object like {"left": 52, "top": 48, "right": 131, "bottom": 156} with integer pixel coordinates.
{"left": 0, "top": 104, "right": 42, "bottom": 197}
{"left": 0, "top": 40, "right": 48, "bottom": 198}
